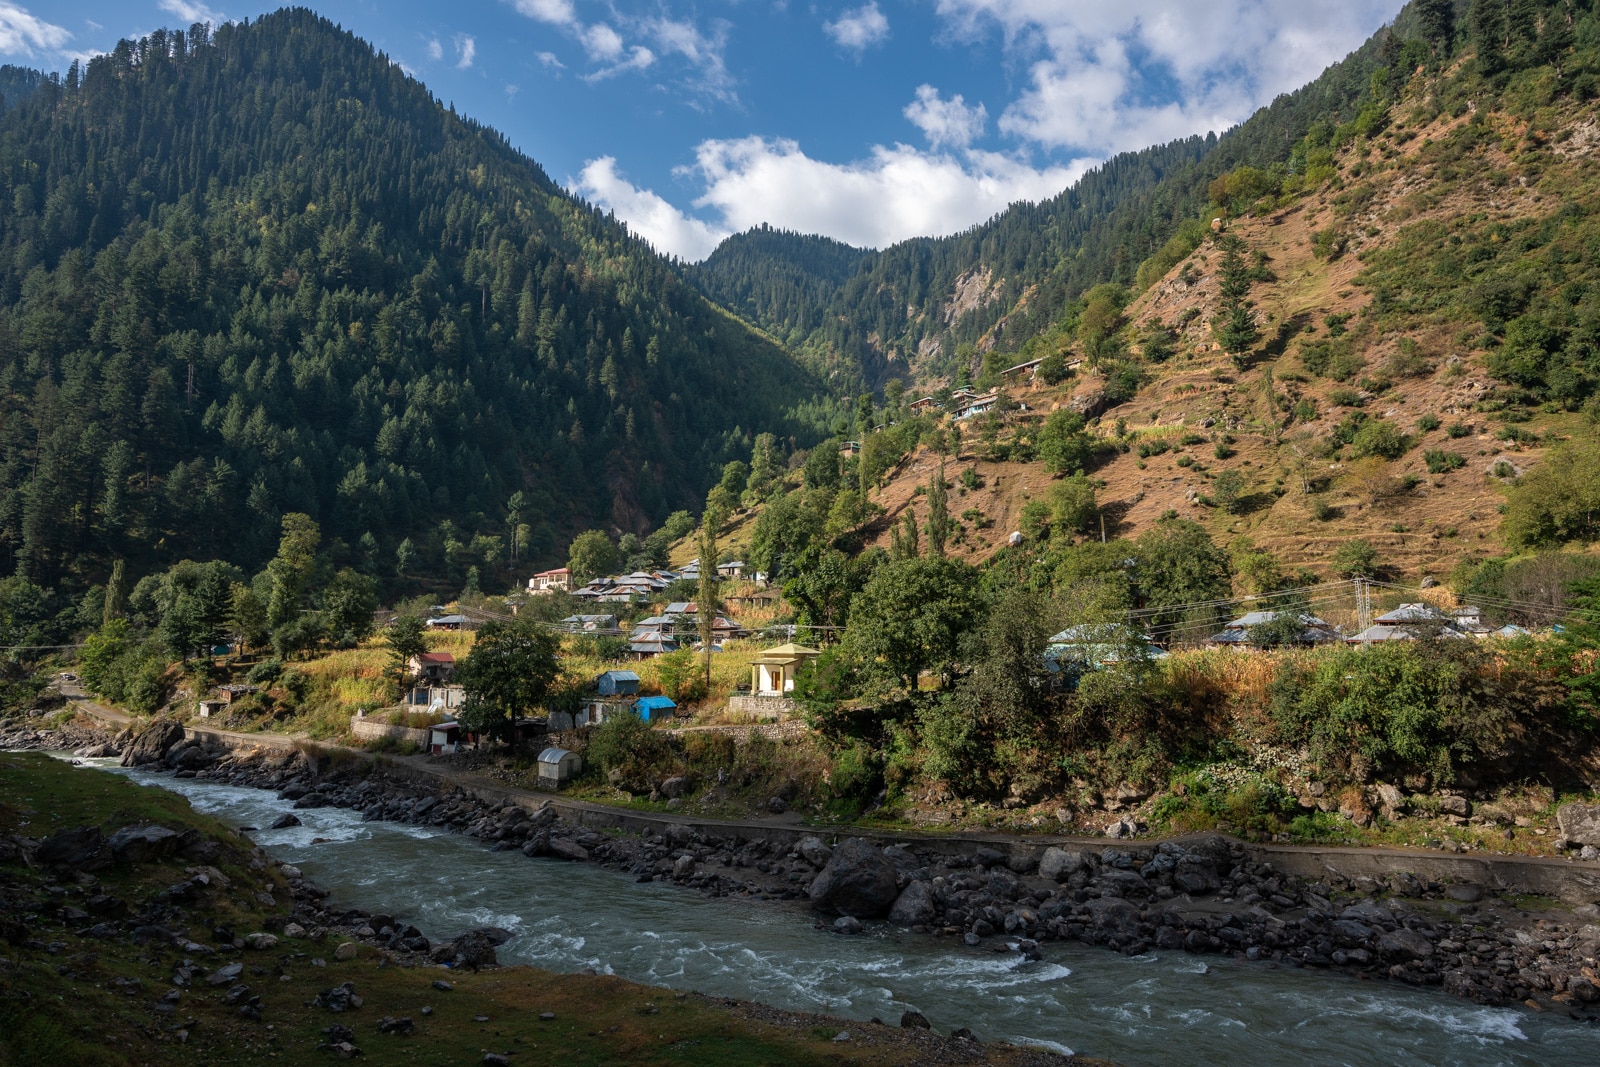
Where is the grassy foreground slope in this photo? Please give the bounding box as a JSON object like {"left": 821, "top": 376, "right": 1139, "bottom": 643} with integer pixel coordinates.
{"left": 0, "top": 753, "right": 1087, "bottom": 1067}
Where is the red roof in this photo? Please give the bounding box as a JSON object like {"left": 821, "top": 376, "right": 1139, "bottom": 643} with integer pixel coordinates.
{"left": 533, "top": 567, "right": 570, "bottom": 578}
{"left": 415, "top": 652, "right": 455, "bottom": 665}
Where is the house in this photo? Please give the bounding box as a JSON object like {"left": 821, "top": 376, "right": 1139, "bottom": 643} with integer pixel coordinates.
{"left": 840, "top": 440, "right": 861, "bottom": 456}
{"left": 678, "top": 560, "right": 702, "bottom": 581}
{"left": 631, "top": 615, "right": 676, "bottom": 634}
{"left": 636, "top": 695, "right": 677, "bottom": 723}
{"left": 407, "top": 683, "right": 465, "bottom": 710}
{"left": 1375, "top": 603, "right": 1451, "bottom": 625}
{"left": 717, "top": 561, "right": 748, "bottom": 579}
{"left": 197, "top": 697, "right": 227, "bottom": 719}
{"left": 909, "top": 396, "right": 938, "bottom": 414}
{"left": 1492, "top": 624, "right": 1531, "bottom": 639}
{"left": 1344, "top": 623, "right": 1470, "bottom": 644}
{"left": 663, "top": 601, "right": 697, "bottom": 618}
{"left": 726, "top": 588, "right": 781, "bottom": 610}
{"left": 426, "top": 614, "right": 469, "bottom": 630}
{"left": 748, "top": 642, "right": 822, "bottom": 696}
{"left": 628, "top": 632, "right": 680, "bottom": 658}
{"left": 407, "top": 652, "right": 455, "bottom": 684}
{"left": 596, "top": 670, "right": 641, "bottom": 696}
{"left": 217, "top": 684, "right": 258, "bottom": 704}
{"left": 1206, "top": 611, "right": 1339, "bottom": 648}
{"left": 1000, "top": 357, "right": 1044, "bottom": 381}
{"left": 1045, "top": 625, "right": 1166, "bottom": 669}
{"left": 952, "top": 390, "right": 1000, "bottom": 421}
{"left": 559, "top": 614, "right": 618, "bottom": 632}
{"left": 1450, "top": 605, "right": 1496, "bottom": 638}
{"left": 429, "top": 722, "right": 463, "bottom": 755}
{"left": 536, "top": 747, "right": 582, "bottom": 789}
{"left": 527, "top": 567, "right": 572, "bottom": 595}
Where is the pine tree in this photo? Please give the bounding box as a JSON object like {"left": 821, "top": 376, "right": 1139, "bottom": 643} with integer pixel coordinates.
{"left": 1414, "top": 0, "right": 1456, "bottom": 58}
{"left": 1469, "top": 0, "right": 1508, "bottom": 75}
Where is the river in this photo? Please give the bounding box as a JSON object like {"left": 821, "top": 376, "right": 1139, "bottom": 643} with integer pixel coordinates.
{"left": 90, "top": 762, "right": 1595, "bottom": 1066}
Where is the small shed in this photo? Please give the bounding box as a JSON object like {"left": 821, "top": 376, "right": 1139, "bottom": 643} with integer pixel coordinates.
{"left": 749, "top": 642, "right": 822, "bottom": 696}
{"left": 635, "top": 695, "right": 678, "bottom": 723}
{"left": 197, "top": 697, "right": 227, "bottom": 719}
{"left": 429, "top": 722, "right": 462, "bottom": 755}
{"left": 426, "top": 614, "right": 469, "bottom": 630}
{"left": 537, "top": 747, "right": 583, "bottom": 789}
{"left": 596, "top": 669, "right": 641, "bottom": 696}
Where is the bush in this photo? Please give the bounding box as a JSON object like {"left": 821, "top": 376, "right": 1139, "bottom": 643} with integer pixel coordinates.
{"left": 586, "top": 713, "right": 676, "bottom": 785}
{"left": 247, "top": 659, "right": 284, "bottom": 684}
{"left": 1424, "top": 449, "right": 1466, "bottom": 474}
{"left": 1446, "top": 421, "right": 1472, "bottom": 438}
{"left": 1330, "top": 539, "right": 1378, "bottom": 578}
{"left": 1350, "top": 420, "right": 1408, "bottom": 460}
{"left": 1417, "top": 414, "right": 1440, "bottom": 433}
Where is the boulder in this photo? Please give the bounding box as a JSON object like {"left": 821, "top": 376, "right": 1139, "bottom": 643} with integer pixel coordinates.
{"left": 1171, "top": 858, "right": 1222, "bottom": 896}
{"left": 808, "top": 839, "right": 899, "bottom": 918}
{"left": 546, "top": 838, "right": 590, "bottom": 862}
{"left": 1038, "top": 847, "right": 1091, "bottom": 883}
{"left": 244, "top": 932, "right": 279, "bottom": 950}
{"left": 120, "top": 721, "right": 186, "bottom": 767}
{"left": 831, "top": 915, "right": 863, "bottom": 935}
{"left": 1378, "top": 929, "right": 1434, "bottom": 961}
{"left": 1436, "top": 794, "right": 1471, "bottom": 818}
{"left": 1082, "top": 897, "right": 1143, "bottom": 940}
{"left": 887, "top": 880, "right": 936, "bottom": 926}
{"left": 660, "top": 777, "right": 689, "bottom": 799}
{"left": 34, "top": 826, "right": 111, "bottom": 871}
{"left": 107, "top": 825, "right": 181, "bottom": 864}
{"left": 1557, "top": 802, "right": 1600, "bottom": 848}
{"left": 268, "top": 814, "right": 302, "bottom": 830}
{"left": 900, "top": 1010, "right": 931, "bottom": 1030}
{"left": 452, "top": 930, "right": 498, "bottom": 969}
{"left": 796, "top": 836, "right": 832, "bottom": 869}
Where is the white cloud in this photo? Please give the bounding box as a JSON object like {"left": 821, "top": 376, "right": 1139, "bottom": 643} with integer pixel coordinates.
{"left": 454, "top": 34, "right": 476, "bottom": 69}
{"left": 158, "top": 0, "right": 224, "bottom": 25}
{"left": 574, "top": 157, "right": 731, "bottom": 262}
{"left": 425, "top": 36, "right": 444, "bottom": 61}
{"left": 824, "top": 2, "right": 889, "bottom": 52}
{"left": 904, "top": 85, "right": 987, "bottom": 149}
{"left": 536, "top": 50, "right": 565, "bottom": 69}
{"left": 583, "top": 45, "right": 655, "bottom": 81}
{"left": 580, "top": 22, "right": 624, "bottom": 61}
{"left": 576, "top": 136, "right": 1083, "bottom": 260}
{"left": 643, "top": 15, "right": 733, "bottom": 97}
{"left": 505, "top": 83, "right": 520, "bottom": 100}
{"left": 0, "top": 2, "right": 70, "bottom": 54}
{"left": 934, "top": 0, "right": 1395, "bottom": 156}
{"left": 510, "top": 0, "right": 577, "bottom": 27}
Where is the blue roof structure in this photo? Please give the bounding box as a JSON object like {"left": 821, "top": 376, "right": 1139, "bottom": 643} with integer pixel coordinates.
{"left": 635, "top": 696, "right": 678, "bottom": 722}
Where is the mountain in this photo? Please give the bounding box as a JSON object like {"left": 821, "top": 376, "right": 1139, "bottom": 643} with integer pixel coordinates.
{"left": 684, "top": 1, "right": 1454, "bottom": 392}
{"left": 0, "top": 9, "right": 822, "bottom": 591}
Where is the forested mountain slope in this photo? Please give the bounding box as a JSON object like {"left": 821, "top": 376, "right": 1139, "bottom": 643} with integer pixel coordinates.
{"left": 685, "top": 1, "right": 1456, "bottom": 392}
{"left": 0, "top": 8, "right": 822, "bottom": 591}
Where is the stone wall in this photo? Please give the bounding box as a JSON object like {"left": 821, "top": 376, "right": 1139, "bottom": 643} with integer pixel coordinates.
{"left": 726, "top": 694, "right": 797, "bottom": 722}
{"left": 349, "top": 717, "right": 429, "bottom": 748}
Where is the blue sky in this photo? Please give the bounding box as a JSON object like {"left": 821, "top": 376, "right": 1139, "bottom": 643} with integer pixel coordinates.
{"left": 6, "top": 1, "right": 1401, "bottom": 260}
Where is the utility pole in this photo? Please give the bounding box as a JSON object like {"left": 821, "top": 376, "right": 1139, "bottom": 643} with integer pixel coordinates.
{"left": 1356, "top": 577, "right": 1372, "bottom": 644}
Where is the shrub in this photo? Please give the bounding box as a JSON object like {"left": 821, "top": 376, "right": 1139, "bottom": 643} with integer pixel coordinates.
{"left": 1424, "top": 449, "right": 1466, "bottom": 474}
{"left": 1213, "top": 442, "right": 1235, "bottom": 460}
{"left": 1330, "top": 539, "right": 1378, "bottom": 578}
{"left": 1417, "top": 414, "right": 1440, "bottom": 433}
{"left": 1446, "top": 421, "right": 1472, "bottom": 438}
{"left": 1350, "top": 420, "right": 1408, "bottom": 459}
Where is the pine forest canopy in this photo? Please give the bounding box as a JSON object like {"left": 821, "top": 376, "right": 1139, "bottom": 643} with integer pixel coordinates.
{"left": 0, "top": 8, "right": 823, "bottom": 594}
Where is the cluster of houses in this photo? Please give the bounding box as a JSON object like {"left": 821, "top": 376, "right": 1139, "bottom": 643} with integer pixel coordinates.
{"left": 526, "top": 560, "right": 763, "bottom": 602}
{"left": 1045, "top": 602, "right": 1531, "bottom": 672}
{"left": 909, "top": 387, "right": 1001, "bottom": 422}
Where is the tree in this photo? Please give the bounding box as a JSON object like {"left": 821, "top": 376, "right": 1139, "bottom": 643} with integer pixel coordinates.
{"left": 844, "top": 556, "right": 983, "bottom": 692}
{"left": 229, "top": 582, "right": 269, "bottom": 653}
{"left": 696, "top": 522, "right": 719, "bottom": 690}
{"left": 103, "top": 560, "right": 129, "bottom": 626}
{"left": 1331, "top": 539, "right": 1379, "bottom": 578}
{"left": 456, "top": 618, "right": 562, "bottom": 746}
{"left": 385, "top": 614, "right": 429, "bottom": 690}
{"left": 1502, "top": 434, "right": 1600, "bottom": 549}
{"left": 785, "top": 545, "right": 882, "bottom": 633}
{"left": 925, "top": 460, "right": 951, "bottom": 557}
{"left": 1211, "top": 469, "right": 1247, "bottom": 514}
{"left": 1215, "top": 235, "right": 1259, "bottom": 367}
{"left": 1414, "top": 0, "right": 1456, "bottom": 58}
{"left": 804, "top": 441, "right": 841, "bottom": 489}
{"left": 1135, "top": 519, "right": 1232, "bottom": 643}
{"left": 1037, "top": 410, "right": 1093, "bottom": 475}
{"left": 322, "top": 569, "right": 379, "bottom": 645}
{"left": 1050, "top": 474, "right": 1099, "bottom": 537}
{"left": 568, "top": 530, "right": 617, "bottom": 583}
{"left": 1469, "top": 0, "right": 1508, "bottom": 75}
{"left": 266, "top": 513, "right": 321, "bottom": 631}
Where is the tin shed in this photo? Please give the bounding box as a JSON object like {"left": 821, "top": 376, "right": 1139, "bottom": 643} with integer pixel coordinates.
{"left": 537, "top": 747, "right": 583, "bottom": 788}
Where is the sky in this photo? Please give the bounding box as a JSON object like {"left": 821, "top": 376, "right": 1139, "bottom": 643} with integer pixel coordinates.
{"left": 6, "top": 1, "right": 1403, "bottom": 261}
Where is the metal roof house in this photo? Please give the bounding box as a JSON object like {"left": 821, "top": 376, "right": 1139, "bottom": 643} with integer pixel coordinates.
{"left": 628, "top": 632, "right": 680, "bottom": 658}
{"left": 537, "top": 747, "right": 582, "bottom": 789}
{"left": 1206, "top": 611, "right": 1339, "bottom": 647}
{"left": 1045, "top": 624, "right": 1167, "bottom": 667}
{"left": 425, "top": 614, "right": 470, "bottom": 630}
{"left": 596, "top": 670, "right": 640, "bottom": 696}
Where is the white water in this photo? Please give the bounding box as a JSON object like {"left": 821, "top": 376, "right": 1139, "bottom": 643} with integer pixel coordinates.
{"left": 91, "top": 763, "right": 1599, "bottom": 1066}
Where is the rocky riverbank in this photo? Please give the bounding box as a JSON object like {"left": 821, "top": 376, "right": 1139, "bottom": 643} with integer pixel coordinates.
{"left": 14, "top": 717, "right": 1600, "bottom": 1024}
{"left": 1, "top": 742, "right": 1093, "bottom": 1066}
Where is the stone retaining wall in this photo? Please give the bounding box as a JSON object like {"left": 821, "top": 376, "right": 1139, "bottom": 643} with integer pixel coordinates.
{"left": 349, "top": 717, "right": 429, "bottom": 747}
{"left": 726, "top": 695, "right": 796, "bottom": 721}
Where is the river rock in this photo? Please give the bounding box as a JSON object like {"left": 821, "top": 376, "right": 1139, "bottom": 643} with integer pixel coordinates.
{"left": 120, "top": 721, "right": 186, "bottom": 767}
{"left": 1378, "top": 929, "right": 1434, "bottom": 961}
{"left": 34, "top": 826, "right": 111, "bottom": 871}
{"left": 334, "top": 942, "right": 358, "bottom": 961}
{"left": 1436, "top": 794, "right": 1471, "bottom": 818}
{"left": 108, "top": 825, "right": 181, "bottom": 864}
{"left": 547, "top": 838, "right": 589, "bottom": 862}
{"left": 1171, "top": 858, "right": 1222, "bottom": 896}
{"left": 887, "top": 880, "right": 936, "bottom": 926}
{"left": 1557, "top": 802, "right": 1600, "bottom": 848}
{"left": 796, "top": 836, "right": 832, "bottom": 869}
{"left": 1083, "top": 897, "right": 1142, "bottom": 940}
{"left": 269, "top": 813, "right": 302, "bottom": 829}
{"left": 207, "top": 962, "right": 244, "bottom": 986}
{"left": 901, "top": 1010, "right": 931, "bottom": 1030}
{"left": 245, "top": 932, "right": 279, "bottom": 950}
{"left": 1039, "top": 847, "right": 1091, "bottom": 883}
{"left": 832, "top": 915, "right": 864, "bottom": 935}
{"left": 452, "top": 930, "right": 498, "bottom": 969}
{"left": 808, "top": 839, "right": 899, "bottom": 918}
